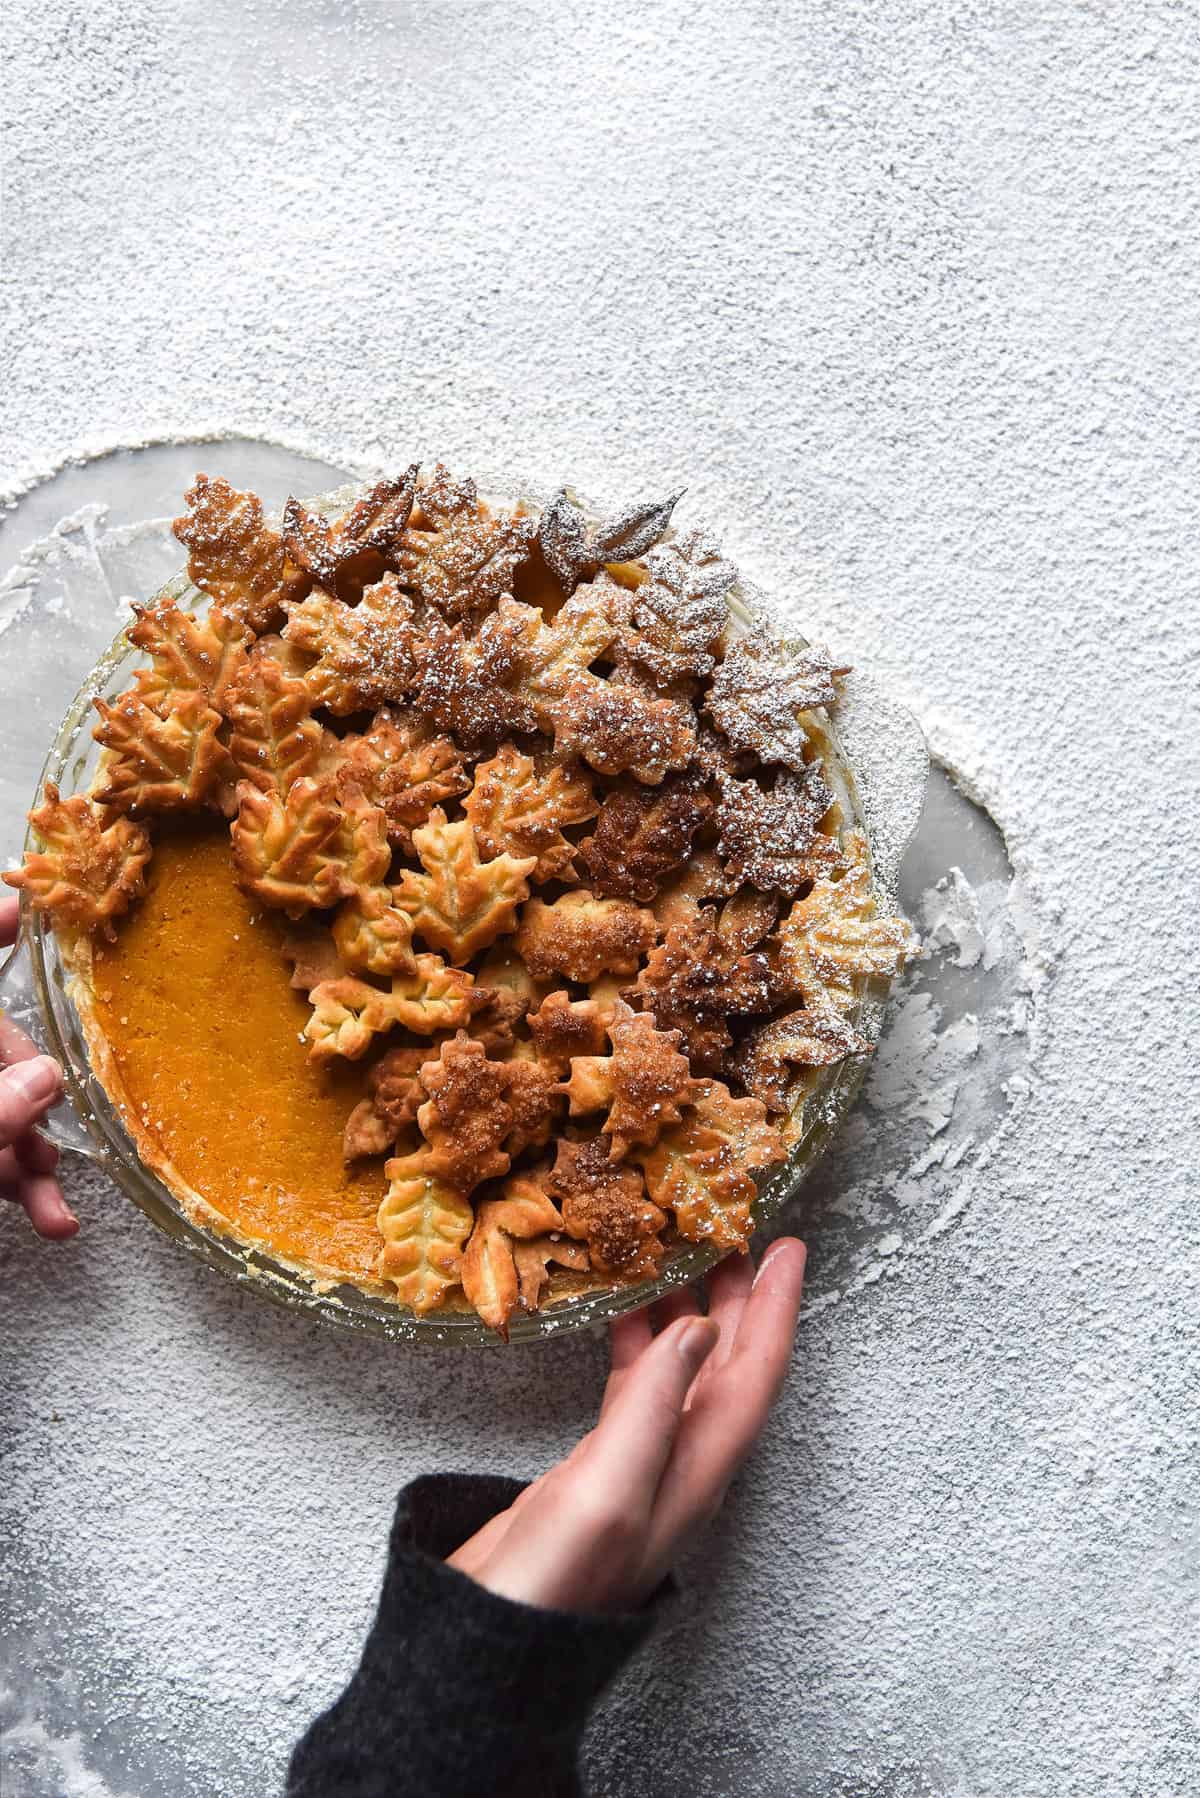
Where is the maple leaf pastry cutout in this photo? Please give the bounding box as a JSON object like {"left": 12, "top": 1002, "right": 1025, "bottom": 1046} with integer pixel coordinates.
{"left": 461, "top": 1175, "right": 587, "bottom": 1337}
{"left": 579, "top": 769, "right": 713, "bottom": 902}
{"left": 509, "top": 580, "right": 632, "bottom": 731}
{"left": 331, "top": 885, "right": 417, "bottom": 977}
{"left": 333, "top": 711, "right": 468, "bottom": 853}
{"left": 650, "top": 849, "right": 733, "bottom": 933}
{"left": 376, "top": 1147, "right": 474, "bottom": 1314}
{"left": 625, "top": 527, "right": 738, "bottom": 687}
{"left": 513, "top": 890, "right": 657, "bottom": 984}
{"left": 560, "top": 999, "right": 699, "bottom": 1160}
{"left": 463, "top": 745, "right": 598, "bottom": 884}
{"left": 396, "top": 465, "right": 535, "bottom": 620}
{"left": 281, "top": 574, "right": 424, "bottom": 714}
{"left": 714, "top": 765, "right": 840, "bottom": 895}
{"left": 393, "top": 809, "right": 536, "bottom": 965}
{"left": 304, "top": 957, "right": 476, "bottom": 1062}
{"left": 173, "top": 474, "right": 309, "bottom": 634}
{"left": 279, "top": 920, "right": 347, "bottom": 993}
{"left": 127, "top": 599, "right": 250, "bottom": 711}
{"left": 547, "top": 1137, "right": 667, "bottom": 1283}
{"left": 415, "top": 1032, "right": 514, "bottom": 1191}
{"left": 526, "top": 989, "right": 615, "bottom": 1073}
{"left": 632, "top": 911, "right": 778, "bottom": 1073}
{"left": 498, "top": 1047, "right": 563, "bottom": 1158}
{"left": 343, "top": 1046, "right": 429, "bottom": 1161}
{"left": 774, "top": 828, "right": 916, "bottom": 1013}
{"left": 732, "top": 1007, "right": 873, "bottom": 1113}
{"left": 231, "top": 777, "right": 390, "bottom": 917}
{"left": 553, "top": 672, "right": 697, "bottom": 785}
{"left": 705, "top": 636, "right": 850, "bottom": 773}
{"left": 537, "top": 487, "right": 683, "bottom": 590}
{"left": 4, "top": 783, "right": 151, "bottom": 938}
{"left": 92, "top": 689, "right": 233, "bottom": 815}
{"left": 281, "top": 468, "right": 419, "bottom": 599}
{"left": 221, "top": 650, "right": 329, "bottom": 796}
{"left": 412, "top": 607, "right": 538, "bottom": 752}
{"left": 637, "top": 1079, "right": 783, "bottom": 1253}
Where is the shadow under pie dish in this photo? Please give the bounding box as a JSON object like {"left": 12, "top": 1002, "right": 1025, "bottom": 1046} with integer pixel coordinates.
{"left": 3, "top": 467, "right": 920, "bottom": 1344}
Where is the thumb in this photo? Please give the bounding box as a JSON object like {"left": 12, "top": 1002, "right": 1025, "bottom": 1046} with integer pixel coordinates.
{"left": 0, "top": 1056, "right": 63, "bottom": 1149}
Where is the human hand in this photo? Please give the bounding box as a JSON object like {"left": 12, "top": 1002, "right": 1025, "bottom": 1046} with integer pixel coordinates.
{"left": 0, "top": 895, "right": 77, "bottom": 1239}
{"left": 448, "top": 1239, "right": 806, "bottom": 1613}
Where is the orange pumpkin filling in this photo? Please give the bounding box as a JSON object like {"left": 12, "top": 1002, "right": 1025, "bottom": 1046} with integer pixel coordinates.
{"left": 89, "top": 822, "right": 385, "bottom": 1280}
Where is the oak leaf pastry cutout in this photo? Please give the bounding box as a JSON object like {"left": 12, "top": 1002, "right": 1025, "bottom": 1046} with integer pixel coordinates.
{"left": 416, "top": 1032, "right": 513, "bottom": 1191}
{"left": 394, "top": 810, "right": 536, "bottom": 966}
{"left": 282, "top": 574, "right": 423, "bottom": 714}
{"left": 173, "top": 474, "right": 309, "bottom": 634}
{"left": 281, "top": 469, "right": 418, "bottom": 598}
{"left": 343, "top": 1046, "right": 428, "bottom": 1161}
{"left": 627, "top": 528, "right": 737, "bottom": 687}
{"left": 538, "top": 487, "right": 683, "bottom": 591}
{"left": 331, "top": 886, "right": 417, "bottom": 977}
{"left": 334, "top": 711, "right": 468, "bottom": 852}
{"left": 633, "top": 912, "right": 777, "bottom": 1073}
{"left": 461, "top": 1176, "right": 586, "bottom": 1337}
{"left": 526, "top": 990, "right": 615, "bottom": 1072}
{"left": 304, "top": 957, "right": 476, "bottom": 1062}
{"left": 706, "top": 637, "right": 849, "bottom": 772}
{"left": 579, "top": 769, "right": 713, "bottom": 902}
{"left": 222, "top": 651, "right": 328, "bottom": 795}
{"left": 775, "top": 829, "right": 916, "bottom": 1013}
{"left": 397, "top": 465, "right": 534, "bottom": 620}
{"left": 463, "top": 745, "right": 598, "bottom": 884}
{"left": 732, "top": 1007, "right": 873, "bottom": 1112}
{"left": 638, "top": 1080, "right": 783, "bottom": 1252}
{"left": 128, "top": 600, "right": 250, "bottom": 711}
{"left": 547, "top": 1137, "right": 667, "bottom": 1282}
{"left": 553, "top": 673, "right": 697, "bottom": 785}
{"left": 514, "top": 890, "right": 657, "bottom": 984}
{"left": 92, "top": 690, "right": 233, "bottom": 815}
{"left": 412, "top": 607, "right": 538, "bottom": 751}
{"left": 560, "top": 999, "right": 699, "bottom": 1160}
{"left": 715, "top": 766, "right": 840, "bottom": 894}
{"left": 376, "top": 1148, "right": 474, "bottom": 1314}
{"left": 510, "top": 581, "right": 632, "bottom": 730}
{"left": 3, "top": 783, "right": 151, "bottom": 937}
{"left": 231, "top": 778, "right": 390, "bottom": 917}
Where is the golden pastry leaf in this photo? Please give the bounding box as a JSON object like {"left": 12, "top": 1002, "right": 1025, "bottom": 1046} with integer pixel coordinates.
{"left": 231, "top": 777, "right": 390, "bottom": 917}
{"left": 92, "top": 689, "right": 233, "bottom": 814}
{"left": 638, "top": 1079, "right": 783, "bottom": 1252}
{"left": 463, "top": 745, "right": 598, "bottom": 884}
{"left": 716, "top": 888, "right": 779, "bottom": 953}
{"left": 548, "top": 1138, "right": 666, "bottom": 1282}
{"left": 512, "top": 1233, "right": 591, "bottom": 1315}
{"left": 397, "top": 467, "right": 534, "bottom": 619}
{"left": 499, "top": 1052, "right": 562, "bottom": 1158}
{"left": 627, "top": 527, "right": 737, "bottom": 686}
{"left": 579, "top": 770, "right": 712, "bottom": 902}
{"left": 128, "top": 599, "right": 250, "bottom": 710}
{"left": 560, "top": 999, "right": 698, "bottom": 1160}
{"left": 714, "top": 767, "right": 840, "bottom": 894}
{"left": 775, "top": 828, "right": 916, "bottom": 1012}
{"left": 651, "top": 849, "right": 732, "bottom": 933}
{"left": 376, "top": 1148, "right": 474, "bottom": 1314}
{"left": 527, "top": 989, "right": 614, "bottom": 1072}
{"left": 281, "top": 574, "right": 424, "bottom": 714}
{"left": 416, "top": 1031, "right": 513, "bottom": 1191}
{"left": 461, "top": 1175, "right": 572, "bottom": 1337}
{"left": 305, "top": 956, "right": 476, "bottom": 1062}
{"left": 733, "top": 1007, "right": 873, "bottom": 1111}
{"left": 394, "top": 810, "right": 536, "bottom": 966}
{"left": 3, "top": 782, "right": 151, "bottom": 938}
{"left": 412, "top": 606, "right": 538, "bottom": 751}
{"left": 335, "top": 710, "right": 468, "bottom": 852}
{"left": 511, "top": 580, "right": 631, "bottom": 730}
{"left": 331, "top": 885, "right": 417, "bottom": 977}
{"left": 538, "top": 487, "right": 683, "bottom": 589}
{"left": 173, "top": 473, "right": 308, "bottom": 634}
{"left": 281, "top": 469, "right": 418, "bottom": 596}
{"left": 279, "top": 921, "right": 346, "bottom": 993}
{"left": 554, "top": 672, "right": 697, "bottom": 786}
{"left": 633, "top": 912, "right": 777, "bottom": 1072}
{"left": 706, "top": 637, "right": 849, "bottom": 772}
{"left": 514, "top": 889, "right": 657, "bottom": 984}
{"left": 343, "top": 1045, "right": 428, "bottom": 1161}
{"left": 222, "top": 650, "right": 328, "bottom": 795}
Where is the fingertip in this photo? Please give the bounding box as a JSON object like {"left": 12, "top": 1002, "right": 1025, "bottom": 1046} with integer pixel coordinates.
{"left": 754, "top": 1236, "right": 806, "bottom": 1288}
{"left": 674, "top": 1314, "right": 719, "bottom": 1376}
{"left": 22, "top": 1178, "right": 78, "bottom": 1241}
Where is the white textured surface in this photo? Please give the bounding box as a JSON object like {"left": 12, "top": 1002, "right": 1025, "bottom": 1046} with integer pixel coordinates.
{"left": 2, "top": 3, "right": 1198, "bottom": 1795}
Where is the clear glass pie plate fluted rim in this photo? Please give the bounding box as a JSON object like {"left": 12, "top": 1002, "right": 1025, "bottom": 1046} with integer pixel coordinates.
{"left": 7, "top": 481, "right": 924, "bottom": 1346}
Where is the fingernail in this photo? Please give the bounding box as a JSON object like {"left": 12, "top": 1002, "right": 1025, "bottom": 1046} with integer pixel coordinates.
{"left": 9, "top": 1056, "right": 62, "bottom": 1104}
{"left": 678, "top": 1318, "right": 718, "bottom": 1369}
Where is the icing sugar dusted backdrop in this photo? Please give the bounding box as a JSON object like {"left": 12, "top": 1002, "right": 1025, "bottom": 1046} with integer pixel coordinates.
{"left": 2, "top": 3, "right": 1197, "bottom": 1795}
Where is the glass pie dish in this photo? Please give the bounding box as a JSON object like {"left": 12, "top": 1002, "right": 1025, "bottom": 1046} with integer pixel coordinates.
{"left": 0, "top": 480, "right": 928, "bottom": 1344}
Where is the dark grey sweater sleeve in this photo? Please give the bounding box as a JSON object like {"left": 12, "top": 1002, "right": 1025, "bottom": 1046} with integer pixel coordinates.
{"left": 285, "top": 1472, "right": 660, "bottom": 1798}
